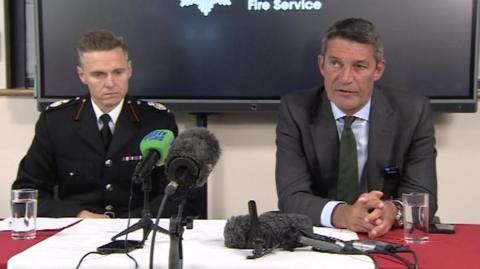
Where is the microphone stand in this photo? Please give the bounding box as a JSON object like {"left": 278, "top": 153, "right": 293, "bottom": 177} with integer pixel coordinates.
{"left": 167, "top": 198, "right": 193, "bottom": 269}
{"left": 111, "top": 168, "right": 156, "bottom": 244}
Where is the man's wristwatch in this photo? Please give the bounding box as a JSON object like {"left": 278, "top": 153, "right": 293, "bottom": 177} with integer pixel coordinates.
{"left": 392, "top": 200, "right": 404, "bottom": 227}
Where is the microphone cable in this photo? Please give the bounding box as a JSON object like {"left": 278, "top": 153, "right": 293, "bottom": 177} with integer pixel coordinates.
{"left": 314, "top": 235, "right": 417, "bottom": 269}
{"left": 73, "top": 180, "right": 140, "bottom": 269}
{"left": 74, "top": 251, "right": 103, "bottom": 269}
{"left": 122, "top": 176, "right": 140, "bottom": 269}
{"left": 148, "top": 182, "right": 178, "bottom": 269}
{"left": 301, "top": 231, "right": 418, "bottom": 269}
{"left": 366, "top": 249, "right": 418, "bottom": 269}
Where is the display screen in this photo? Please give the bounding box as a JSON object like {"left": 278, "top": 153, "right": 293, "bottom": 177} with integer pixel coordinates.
{"left": 35, "top": 0, "right": 478, "bottom": 112}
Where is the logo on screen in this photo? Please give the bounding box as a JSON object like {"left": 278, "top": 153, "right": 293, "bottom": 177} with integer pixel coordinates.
{"left": 248, "top": 0, "right": 322, "bottom": 11}
{"left": 179, "top": 0, "right": 232, "bottom": 16}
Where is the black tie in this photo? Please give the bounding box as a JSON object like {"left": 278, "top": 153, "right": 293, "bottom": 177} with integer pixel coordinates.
{"left": 100, "top": 114, "right": 112, "bottom": 149}
{"left": 337, "top": 116, "right": 359, "bottom": 204}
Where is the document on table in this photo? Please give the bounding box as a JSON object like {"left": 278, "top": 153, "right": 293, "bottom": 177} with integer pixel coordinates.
{"left": 313, "top": 226, "right": 359, "bottom": 241}
{"left": 0, "top": 217, "right": 81, "bottom": 231}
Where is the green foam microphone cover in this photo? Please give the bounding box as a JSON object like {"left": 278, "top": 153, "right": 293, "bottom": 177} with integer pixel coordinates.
{"left": 139, "top": 129, "right": 175, "bottom": 166}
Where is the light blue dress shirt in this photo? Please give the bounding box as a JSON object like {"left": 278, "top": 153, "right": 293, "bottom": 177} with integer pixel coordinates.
{"left": 320, "top": 99, "right": 371, "bottom": 227}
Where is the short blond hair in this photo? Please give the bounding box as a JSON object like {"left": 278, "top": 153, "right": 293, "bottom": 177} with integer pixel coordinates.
{"left": 77, "top": 30, "right": 128, "bottom": 66}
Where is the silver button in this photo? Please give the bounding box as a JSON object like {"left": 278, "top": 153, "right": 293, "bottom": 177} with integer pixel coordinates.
{"left": 105, "top": 159, "right": 112, "bottom": 167}
{"left": 105, "top": 205, "right": 114, "bottom": 211}
{"left": 105, "top": 184, "right": 113, "bottom": 191}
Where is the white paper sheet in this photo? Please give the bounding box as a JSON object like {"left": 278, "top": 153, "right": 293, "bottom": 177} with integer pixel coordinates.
{"left": 313, "top": 226, "right": 359, "bottom": 241}
{"left": 0, "top": 217, "right": 81, "bottom": 231}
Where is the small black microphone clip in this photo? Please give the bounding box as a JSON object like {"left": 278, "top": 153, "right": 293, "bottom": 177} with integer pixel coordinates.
{"left": 383, "top": 166, "right": 401, "bottom": 180}
{"left": 246, "top": 200, "right": 272, "bottom": 259}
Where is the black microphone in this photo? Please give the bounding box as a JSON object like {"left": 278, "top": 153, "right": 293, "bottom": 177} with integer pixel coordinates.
{"left": 224, "top": 211, "right": 408, "bottom": 255}
{"left": 164, "top": 127, "right": 221, "bottom": 191}
{"left": 224, "top": 211, "right": 344, "bottom": 253}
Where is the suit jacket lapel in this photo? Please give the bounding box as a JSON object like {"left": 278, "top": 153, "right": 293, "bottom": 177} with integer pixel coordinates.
{"left": 76, "top": 100, "right": 106, "bottom": 156}
{"left": 108, "top": 101, "right": 140, "bottom": 156}
{"left": 309, "top": 89, "right": 339, "bottom": 198}
{"left": 365, "top": 86, "right": 395, "bottom": 191}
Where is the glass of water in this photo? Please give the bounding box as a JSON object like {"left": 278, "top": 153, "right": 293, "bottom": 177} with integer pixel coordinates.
{"left": 11, "top": 189, "right": 38, "bottom": 240}
{"left": 402, "top": 192, "right": 429, "bottom": 244}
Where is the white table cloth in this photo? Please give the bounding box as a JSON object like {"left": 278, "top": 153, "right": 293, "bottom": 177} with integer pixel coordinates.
{"left": 8, "top": 219, "right": 374, "bottom": 269}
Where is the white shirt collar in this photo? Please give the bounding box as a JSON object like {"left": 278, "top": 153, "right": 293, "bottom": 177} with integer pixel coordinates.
{"left": 91, "top": 99, "right": 124, "bottom": 127}
{"left": 330, "top": 99, "right": 371, "bottom": 122}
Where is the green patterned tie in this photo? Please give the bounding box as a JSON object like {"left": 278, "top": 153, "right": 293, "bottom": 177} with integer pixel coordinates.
{"left": 337, "top": 116, "right": 359, "bottom": 204}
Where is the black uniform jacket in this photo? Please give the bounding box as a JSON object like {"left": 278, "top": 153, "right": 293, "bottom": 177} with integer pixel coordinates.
{"left": 13, "top": 95, "right": 196, "bottom": 218}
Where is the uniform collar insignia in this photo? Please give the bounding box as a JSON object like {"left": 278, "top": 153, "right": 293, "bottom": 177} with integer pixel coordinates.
{"left": 147, "top": 102, "right": 167, "bottom": 111}
{"left": 46, "top": 99, "right": 72, "bottom": 110}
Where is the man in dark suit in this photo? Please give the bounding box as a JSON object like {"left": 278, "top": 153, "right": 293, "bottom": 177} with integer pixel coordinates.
{"left": 275, "top": 18, "right": 437, "bottom": 238}
{"left": 12, "top": 30, "right": 195, "bottom": 218}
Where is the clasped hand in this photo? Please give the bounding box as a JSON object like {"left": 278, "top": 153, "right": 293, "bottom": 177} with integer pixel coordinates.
{"left": 332, "top": 191, "right": 397, "bottom": 238}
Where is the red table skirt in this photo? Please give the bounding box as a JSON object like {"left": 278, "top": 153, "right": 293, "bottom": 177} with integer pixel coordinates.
{"left": 368, "top": 224, "right": 479, "bottom": 269}
{"left": 0, "top": 230, "right": 59, "bottom": 269}
{"left": 1, "top": 224, "right": 478, "bottom": 269}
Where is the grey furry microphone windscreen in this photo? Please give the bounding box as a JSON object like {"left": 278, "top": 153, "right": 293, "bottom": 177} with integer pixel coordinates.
{"left": 224, "top": 211, "right": 313, "bottom": 249}
{"left": 165, "top": 127, "right": 221, "bottom": 188}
